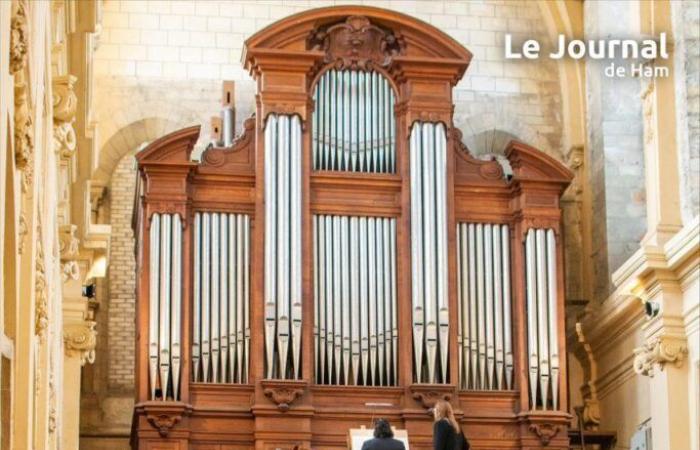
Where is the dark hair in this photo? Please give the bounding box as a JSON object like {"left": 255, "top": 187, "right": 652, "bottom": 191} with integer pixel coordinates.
{"left": 373, "top": 418, "right": 394, "bottom": 438}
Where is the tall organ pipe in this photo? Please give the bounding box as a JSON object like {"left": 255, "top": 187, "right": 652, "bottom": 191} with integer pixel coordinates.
{"left": 456, "top": 223, "right": 514, "bottom": 391}
{"left": 313, "top": 214, "right": 397, "bottom": 386}
{"left": 147, "top": 213, "right": 183, "bottom": 400}
{"left": 312, "top": 69, "right": 395, "bottom": 173}
{"left": 264, "top": 113, "right": 303, "bottom": 379}
{"left": 410, "top": 122, "right": 449, "bottom": 384}
{"left": 192, "top": 212, "right": 251, "bottom": 384}
{"left": 524, "top": 227, "right": 561, "bottom": 409}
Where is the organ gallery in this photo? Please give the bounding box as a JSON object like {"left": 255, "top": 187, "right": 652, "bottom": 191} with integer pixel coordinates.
{"left": 131, "top": 7, "right": 574, "bottom": 448}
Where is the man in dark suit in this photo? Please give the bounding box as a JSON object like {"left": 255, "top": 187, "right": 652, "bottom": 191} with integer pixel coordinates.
{"left": 360, "top": 419, "right": 406, "bottom": 450}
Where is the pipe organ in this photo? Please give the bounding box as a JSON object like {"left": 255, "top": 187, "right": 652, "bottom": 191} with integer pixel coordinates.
{"left": 131, "top": 7, "right": 573, "bottom": 450}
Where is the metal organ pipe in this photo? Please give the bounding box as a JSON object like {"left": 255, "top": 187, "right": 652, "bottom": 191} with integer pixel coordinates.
{"left": 410, "top": 123, "right": 449, "bottom": 384}
{"left": 147, "top": 213, "right": 183, "bottom": 400}
{"left": 456, "top": 223, "right": 514, "bottom": 391}
{"left": 192, "top": 212, "right": 250, "bottom": 384}
{"left": 313, "top": 215, "right": 397, "bottom": 386}
{"left": 524, "top": 227, "right": 560, "bottom": 409}
{"left": 264, "top": 114, "right": 303, "bottom": 379}
{"left": 312, "top": 69, "right": 395, "bottom": 173}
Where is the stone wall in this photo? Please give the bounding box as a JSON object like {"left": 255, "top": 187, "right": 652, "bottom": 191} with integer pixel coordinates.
{"left": 107, "top": 153, "right": 138, "bottom": 391}
{"left": 584, "top": 0, "right": 647, "bottom": 301}
{"left": 95, "top": 0, "right": 565, "bottom": 159}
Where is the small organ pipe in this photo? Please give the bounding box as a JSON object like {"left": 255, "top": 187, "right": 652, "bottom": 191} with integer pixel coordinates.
{"left": 525, "top": 229, "right": 539, "bottom": 406}
{"left": 502, "top": 225, "right": 514, "bottom": 389}
{"left": 536, "top": 229, "right": 550, "bottom": 408}
{"left": 547, "top": 230, "right": 560, "bottom": 409}
{"left": 192, "top": 214, "right": 201, "bottom": 382}
{"left": 264, "top": 115, "right": 277, "bottom": 379}
{"left": 171, "top": 215, "right": 182, "bottom": 398}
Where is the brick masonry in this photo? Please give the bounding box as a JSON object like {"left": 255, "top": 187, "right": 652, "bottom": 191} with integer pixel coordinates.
{"left": 107, "top": 153, "right": 138, "bottom": 390}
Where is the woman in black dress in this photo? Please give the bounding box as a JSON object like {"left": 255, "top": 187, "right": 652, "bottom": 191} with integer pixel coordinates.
{"left": 432, "top": 400, "right": 469, "bottom": 450}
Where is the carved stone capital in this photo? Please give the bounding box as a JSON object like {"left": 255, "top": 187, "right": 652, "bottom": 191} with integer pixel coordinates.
{"left": 64, "top": 321, "right": 97, "bottom": 365}
{"left": 529, "top": 423, "right": 561, "bottom": 446}
{"left": 261, "top": 380, "right": 307, "bottom": 412}
{"left": 633, "top": 336, "right": 688, "bottom": 377}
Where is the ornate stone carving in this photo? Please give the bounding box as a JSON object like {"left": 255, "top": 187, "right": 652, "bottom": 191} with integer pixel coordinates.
{"left": 14, "top": 77, "right": 33, "bottom": 193}
{"left": 64, "top": 321, "right": 97, "bottom": 365}
{"left": 573, "top": 323, "right": 600, "bottom": 430}
{"left": 10, "top": 0, "right": 28, "bottom": 75}
{"left": 307, "top": 15, "right": 405, "bottom": 70}
{"left": 18, "top": 213, "right": 28, "bottom": 254}
{"left": 53, "top": 75, "right": 78, "bottom": 160}
{"left": 59, "top": 224, "right": 80, "bottom": 281}
{"left": 633, "top": 336, "right": 688, "bottom": 377}
{"left": 146, "top": 413, "right": 181, "bottom": 437}
{"left": 35, "top": 234, "right": 49, "bottom": 339}
{"left": 529, "top": 423, "right": 561, "bottom": 446}
{"left": 263, "top": 385, "right": 304, "bottom": 412}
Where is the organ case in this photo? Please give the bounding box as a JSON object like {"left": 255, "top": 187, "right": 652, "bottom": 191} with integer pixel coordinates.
{"left": 131, "top": 6, "right": 573, "bottom": 450}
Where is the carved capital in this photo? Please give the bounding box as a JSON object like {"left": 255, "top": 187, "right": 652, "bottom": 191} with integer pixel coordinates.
{"left": 529, "top": 423, "right": 561, "bottom": 446}
{"left": 64, "top": 321, "right": 97, "bottom": 365}
{"left": 633, "top": 336, "right": 688, "bottom": 377}
{"left": 261, "top": 380, "right": 307, "bottom": 412}
{"left": 53, "top": 75, "right": 78, "bottom": 160}
{"left": 307, "top": 15, "right": 405, "bottom": 70}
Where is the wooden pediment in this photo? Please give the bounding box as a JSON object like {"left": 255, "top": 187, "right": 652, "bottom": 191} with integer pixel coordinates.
{"left": 242, "top": 6, "right": 472, "bottom": 71}
{"left": 135, "top": 125, "right": 200, "bottom": 165}
{"left": 506, "top": 140, "right": 574, "bottom": 186}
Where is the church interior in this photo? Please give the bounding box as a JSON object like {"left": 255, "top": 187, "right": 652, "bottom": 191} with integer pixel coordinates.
{"left": 0, "top": 1, "right": 698, "bottom": 449}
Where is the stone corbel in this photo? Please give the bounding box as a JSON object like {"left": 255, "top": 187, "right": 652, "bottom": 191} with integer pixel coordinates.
{"left": 64, "top": 321, "right": 97, "bottom": 365}
{"left": 59, "top": 224, "right": 80, "bottom": 282}
{"left": 633, "top": 336, "right": 688, "bottom": 377}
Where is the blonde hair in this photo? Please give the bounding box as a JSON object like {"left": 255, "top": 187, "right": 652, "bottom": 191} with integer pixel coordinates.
{"left": 433, "top": 400, "right": 460, "bottom": 433}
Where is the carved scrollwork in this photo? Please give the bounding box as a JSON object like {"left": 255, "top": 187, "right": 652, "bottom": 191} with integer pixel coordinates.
{"left": 200, "top": 115, "right": 255, "bottom": 170}
{"left": 411, "top": 390, "right": 452, "bottom": 410}
{"left": 307, "top": 15, "right": 405, "bottom": 70}
{"left": 263, "top": 386, "right": 304, "bottom": 412}
{"left": 59, "top": 224, "right": 80, "bottom": 281}
{"left": 64, "top": 321, "right": 97, "bottom": 365}
{"left": 633, "top": 336, "right": 688, "bottom": 377}
{"left": 53, "top": 75, "right": 78, "bottom": 160}
{"left": 529, "top": 423, "right": 561, "bottom": 446}
{"left": 146, "top": 413, "right": 181, "bottom": 437}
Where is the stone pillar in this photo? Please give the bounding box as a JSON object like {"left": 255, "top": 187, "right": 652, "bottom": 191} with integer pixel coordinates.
{"left": 632, "top": 275, "right": 689, "bottom": 450}
{"left": 639, "top": 0, "right": 683, "bottom": 246}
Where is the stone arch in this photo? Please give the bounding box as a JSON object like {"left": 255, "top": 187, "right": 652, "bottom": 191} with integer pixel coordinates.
{"left": 93, "top": 116, "right": 185, "bottom": 185}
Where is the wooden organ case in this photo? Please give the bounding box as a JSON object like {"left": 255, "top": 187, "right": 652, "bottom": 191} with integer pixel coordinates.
{"left": 131, "top": 7, "right": 574, "bottom": 450}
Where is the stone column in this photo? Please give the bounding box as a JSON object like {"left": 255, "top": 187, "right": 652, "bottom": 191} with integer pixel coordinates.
{"left": 639, "top": 0, "right": 684, "bottom": 246}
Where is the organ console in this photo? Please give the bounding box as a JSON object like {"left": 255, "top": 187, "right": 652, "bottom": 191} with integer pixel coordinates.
{"left": 130, "top": 6, "right": 574, "bottom": 449}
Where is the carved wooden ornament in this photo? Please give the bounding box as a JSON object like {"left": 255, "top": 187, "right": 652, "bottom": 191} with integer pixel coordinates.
{"left": 308, "top": 15, "right": 405, "bottom": 70}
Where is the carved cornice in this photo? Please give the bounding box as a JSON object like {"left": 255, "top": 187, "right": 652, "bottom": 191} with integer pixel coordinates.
{"left": 529, "top": 423, "right": 561, "bottom": 446}
{"left": 307, "top": 15, "right": 405, "bottom": 70}
{"left": 633, "top": 336, "right": 688, "bottom": 377}
{"left": 261, "top": 380, "right": 307, "bottom": 412}
{"left": 64, "top": 321, "right": 97, "bottom": 365}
